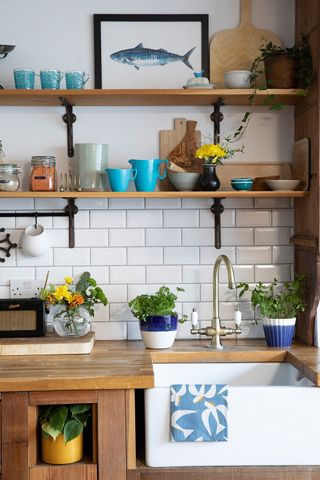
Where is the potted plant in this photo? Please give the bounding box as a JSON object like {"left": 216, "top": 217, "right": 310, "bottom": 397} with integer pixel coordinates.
{"left": 40, "top": 272, "right": 108, "bottom": 337}
{"left": 128, "top": 286, "right": 187, "bottom": 349}
{"left": 194, "top": 138, "right": 244, "bottom": 191}
{"left": 40, "top": 404, "right": 91, "bottom": 465}
{"left": 237, "top": 275, "right": 306, "bottom": 347}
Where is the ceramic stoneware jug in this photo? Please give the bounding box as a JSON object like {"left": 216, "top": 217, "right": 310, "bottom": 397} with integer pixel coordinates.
{"left": 128, "top": 159, "right": 168, "bottom": 192}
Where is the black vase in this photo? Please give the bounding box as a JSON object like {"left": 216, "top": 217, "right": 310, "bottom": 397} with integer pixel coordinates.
{"left": 199, "top": 164, "right": 220, "bottom": 191}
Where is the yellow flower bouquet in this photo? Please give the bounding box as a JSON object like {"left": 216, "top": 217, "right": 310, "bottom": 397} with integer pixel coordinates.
{"left": 40, "top": 272, "right": 108, "bottom": 337}
{"left": 195, "top": 139, "right": 244, "bottom": 166}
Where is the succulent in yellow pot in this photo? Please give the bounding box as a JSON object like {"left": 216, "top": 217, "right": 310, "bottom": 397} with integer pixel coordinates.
{"left": 40, "top": 404, "right": 91, "bottom": 465}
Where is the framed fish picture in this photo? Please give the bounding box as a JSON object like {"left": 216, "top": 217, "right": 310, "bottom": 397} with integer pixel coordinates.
{"left": 94, "top": 14, "right": 209, "bottom": 89}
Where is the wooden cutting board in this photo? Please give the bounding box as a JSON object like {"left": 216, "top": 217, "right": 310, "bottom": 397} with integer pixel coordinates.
{"left": 210, "top": 0, "right": 282, "bottom": 87}
{"left": 292, "top": 138, "right": 310, "bottom": 191}
{"left": 159, "top": 118, "right": 201, "bottom": 191}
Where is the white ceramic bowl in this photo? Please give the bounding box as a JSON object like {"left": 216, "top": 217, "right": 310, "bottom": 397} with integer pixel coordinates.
{"left": 168, "top": 172, "right": 201, "bottom": 191}
{"left": 266, "top": 179, "right": 300, "bottom": 191}
{"left": 224, "top": 70, "right": 251, "bottom": 88}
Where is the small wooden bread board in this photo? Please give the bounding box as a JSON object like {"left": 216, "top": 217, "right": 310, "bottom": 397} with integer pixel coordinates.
{"left": 0, "top": 332, "right": 95, "bottom": 355}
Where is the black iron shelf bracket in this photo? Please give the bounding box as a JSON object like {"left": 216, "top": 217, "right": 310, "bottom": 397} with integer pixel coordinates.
{"left": 0, "top": 198, "right": 78, "bottom": 249}
{"left": 60, "top": 97, "right": 76, "bottom": 158}
{"left": 211, "top": 198, "right": 225, "bottom": 249}
{"left": 210, "top": 97, "right": 225, "bottom": 144}
{"left": 0, "top": 228, "right": 17, "bottom": 262}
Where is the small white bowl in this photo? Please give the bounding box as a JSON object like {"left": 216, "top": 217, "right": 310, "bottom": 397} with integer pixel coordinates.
{"left": 168, "top": 172, "right": 201, "bottom": 191}
{"left": 266, "top": 179, "right": 300, "bottom": 191}
{"left": 224, "top": 70, "right": 251, "bottom": 88}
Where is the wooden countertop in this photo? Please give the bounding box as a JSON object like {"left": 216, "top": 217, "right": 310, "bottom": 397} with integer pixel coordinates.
{"left": 0, "top": 339, "right": 320, "bottom": 391}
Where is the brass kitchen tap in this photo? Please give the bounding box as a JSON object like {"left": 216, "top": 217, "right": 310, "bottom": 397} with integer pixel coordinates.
{"left": 191, "top": 255, "right": 242, "bottom": 349}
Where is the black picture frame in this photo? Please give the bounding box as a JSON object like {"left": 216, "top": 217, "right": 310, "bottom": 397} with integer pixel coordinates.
{"left": 94, "top": 14, "right": 209, "bottom": 89}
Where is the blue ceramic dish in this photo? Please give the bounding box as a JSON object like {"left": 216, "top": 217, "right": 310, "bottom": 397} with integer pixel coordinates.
{"left": 231, "top": 177, "right": 253, "bottom": 191}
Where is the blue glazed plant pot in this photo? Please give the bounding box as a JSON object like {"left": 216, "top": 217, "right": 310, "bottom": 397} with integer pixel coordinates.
{"left": 140, "top": 315, "right": 178, "bottom": 349}
{"left": 262, "top": 317, "right": 296, "bottom": 348}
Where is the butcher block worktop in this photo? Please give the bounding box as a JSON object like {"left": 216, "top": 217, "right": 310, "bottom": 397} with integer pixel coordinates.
{"left": 0, "top": 339, "right": 320, "bottom": 391}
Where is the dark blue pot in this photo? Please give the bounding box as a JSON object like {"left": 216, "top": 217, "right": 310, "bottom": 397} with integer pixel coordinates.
{"left": 263, "top": 318, "right": 296, "bottom": 348}
{"left": 140, "top": 315, "right": 178, "bottom": 332}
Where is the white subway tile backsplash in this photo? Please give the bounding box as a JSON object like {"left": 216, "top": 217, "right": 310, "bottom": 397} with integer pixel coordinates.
{"left": 164, "top": 247, "right": 199, "bottom": 265}
{"left": 91, "top": 247, "right": 126, "bottom": 265}
{"left": 272, "top": 209, "right": 294, "bottom": 227}
{"left": 146, "top": 228, "right": 181, "bottom": 246}
{"left": 0, "top": 198, "right": 295, "bottom": 342}
{"left": 255, "top": 264, "right": 291, "bottom": 282}
{"left": 72, "top": 266, "right": 109, "bottom": 284}
{"left": 54, "top": 248, "right": 90, "bottom": 266}
{"left": 0, "top": 215, "right": 15, "bottom": 228}
{"left": 273, "top": 246, "right": 294, "bottom": 264}
{"left": 255, "top": 228, "right": 291, "bottom": 245}
{"left": 109, "top": 198, "right": 144, "bottom": 209}
{"left": 109, "top": 228, "right": 145, "bottom": 246}
{"left": 200, "top": 209, "right": 235, "bottom": 227}
{"left": 0, "top": 286, "right": 10, "bottom": 297}
{"left": 255, "top": 198, "right": 290, "bottom": 208}
{"left": 35, "top": 198, "right": 65, "bottom": 210}
{"left": 164, "top": 210, "right": 199, "bottom": 228}
{"left": 147, "top": 266, "right": 182, "bottom": 284}
{"left": 200, "top": 247, "right": 236, "bottom": 264}
{"left": 146, "top": 198, "right": 181, "bottom": 209}
{"left": 127, "top": 210, "right": 162, "bottom": 228}
{"left": 237, "top": 246, "right": 271, "bottom": 264}
{"left": 128, "top": 247, "right": 163, "bottom": 265}
{"left": 237, "top": 210, "right": 271, "bottom": 227}
{"left": 110, "top": 266, "right": 145, "bottom": 284}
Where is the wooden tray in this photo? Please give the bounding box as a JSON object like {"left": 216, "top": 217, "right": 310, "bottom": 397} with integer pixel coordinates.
{"left": 0, "top": 332, "right": 95, "bottom": 355}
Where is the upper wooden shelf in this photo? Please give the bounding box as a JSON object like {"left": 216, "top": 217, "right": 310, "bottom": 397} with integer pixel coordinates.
{"left": 0, "top": 190, "right": 308, "bottom": 198}
{"left": 0, "top": 88, "right": 303, "bottom": 107}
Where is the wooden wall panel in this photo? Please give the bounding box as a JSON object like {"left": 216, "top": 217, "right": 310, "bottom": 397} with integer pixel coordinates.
{"left": 294, "top": 0, "right": 320, "bottom": 344}
{"left": 2, "top": 392, "right": 28, "bottom": 480}
{"left": 29, "top": 464, "right": 97, "bottom": 480}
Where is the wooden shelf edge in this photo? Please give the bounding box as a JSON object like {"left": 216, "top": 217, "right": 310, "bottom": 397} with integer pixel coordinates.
{"left": 0, "top": 190, "right": 308, "bottom": 199}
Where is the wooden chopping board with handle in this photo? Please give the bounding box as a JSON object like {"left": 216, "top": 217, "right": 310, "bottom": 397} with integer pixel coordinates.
{"left": 210, "top": 0, "right": 282, "bottom": 87}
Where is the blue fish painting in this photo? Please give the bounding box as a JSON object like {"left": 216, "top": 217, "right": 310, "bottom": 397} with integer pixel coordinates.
{"left": 110, "top": 43, "right": 196, "bottom": 70}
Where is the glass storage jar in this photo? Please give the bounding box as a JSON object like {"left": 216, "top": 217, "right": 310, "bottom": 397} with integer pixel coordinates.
{"left": 30, "top": 156, "right": 56, "bottom": 191}
{"left": 0, "top": 164, "right": 22, "bottom": 191}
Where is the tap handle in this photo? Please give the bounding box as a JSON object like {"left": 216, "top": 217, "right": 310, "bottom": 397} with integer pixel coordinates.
{"left": 234, "top": 308, "right": 242, "bottom": 327}
{"left": 191, "top": 308, "right": 198, "bottom": 327}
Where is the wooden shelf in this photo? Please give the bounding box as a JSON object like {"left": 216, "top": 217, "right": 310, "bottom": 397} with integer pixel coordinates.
{"left": 0, "top": 88, "right": 303, "bottom": 107}
{"left": 0, "top": 190, "right": 308, "bottom": 199}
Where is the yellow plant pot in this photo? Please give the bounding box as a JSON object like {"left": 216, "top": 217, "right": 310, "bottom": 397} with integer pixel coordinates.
{"left": 41, "top": 431, "right": 83, "bottom": 465}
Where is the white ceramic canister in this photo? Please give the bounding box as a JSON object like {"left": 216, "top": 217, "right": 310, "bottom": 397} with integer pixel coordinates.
{"left": 72, "top": 143, "right": 108, "bottom": 191}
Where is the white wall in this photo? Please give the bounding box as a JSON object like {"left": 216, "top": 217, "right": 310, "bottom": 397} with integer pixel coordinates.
{"left": 0, "top": 0, "right": 295, "bottom": 340}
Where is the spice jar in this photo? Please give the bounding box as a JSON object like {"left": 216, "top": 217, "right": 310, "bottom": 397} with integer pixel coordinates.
{"left": 30, "top": 156, "right": 56, "bottom": 191}
{"left": 0, "top": 164, "right": 22, "bottom": 192}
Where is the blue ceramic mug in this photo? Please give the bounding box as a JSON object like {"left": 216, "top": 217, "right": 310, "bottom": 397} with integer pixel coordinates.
{"left": 128, "top": 159, "right": 168, "bottom": 192}
{"left": 14, "top": 69, "right": 35, "bottom": 89}
{"left": 106, "top": 168, "right": 137, "bottom": 192}
{"left": 40, "top": 69, "right": 63, "bottom": 89}
{"left": 65, "top": 70, "right": 89, "bottom": 89}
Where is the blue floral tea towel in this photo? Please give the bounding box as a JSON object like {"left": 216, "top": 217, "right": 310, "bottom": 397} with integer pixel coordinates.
{"left": 170, "top": 384, "right": 228, "bottom": 442}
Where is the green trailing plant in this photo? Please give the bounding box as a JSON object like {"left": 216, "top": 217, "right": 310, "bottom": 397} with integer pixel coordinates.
{"left": 230, "top": 34, "right": 315, "bottom": 143}
{"left": 237, "top": 275, "right": 306, "bottom": 320}
{"left": 40, "top": 404, "right": 91, "bottom": 443}
{"left": 128, "top": 286, "right": 187, "bottom": 323}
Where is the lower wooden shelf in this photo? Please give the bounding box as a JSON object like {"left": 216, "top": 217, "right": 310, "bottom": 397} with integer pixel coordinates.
{"left": 0, "top": 190, "right": 308, "bottom": 198}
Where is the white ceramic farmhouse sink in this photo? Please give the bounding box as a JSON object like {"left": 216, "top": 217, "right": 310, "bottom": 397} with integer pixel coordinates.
{"left": 145, "top": 363, "right": 319, "bottom": 467}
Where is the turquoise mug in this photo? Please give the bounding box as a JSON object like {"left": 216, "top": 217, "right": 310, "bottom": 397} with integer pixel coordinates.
{"left": 106, "top": 168, "right": 137, "bottom": 192}
{"left": 65, "top": 70, "right": 89, "bottom": 89}
{"left": 128, "top": 159, "right": 168, "bottom": 192}
{"left": 14, "top": 69, "right": 35, "bottom": 89}
{"left": 40, "top": 69, "right": 63, "bottom": 89}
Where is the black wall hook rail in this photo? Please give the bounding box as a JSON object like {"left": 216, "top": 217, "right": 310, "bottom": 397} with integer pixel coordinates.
{"left": 0, "top": 198, "right": 78, "bottom": 248}
{"left": 211, "top": 198, "right": 225, "bottom": 249}
{"left": 60, "top": 97, "right": 76, "bottom": 158}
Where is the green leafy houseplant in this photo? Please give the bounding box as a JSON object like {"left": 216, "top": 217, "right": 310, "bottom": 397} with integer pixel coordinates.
{"left": 128, "top": 286, "right": 187, "bottom": 323}
{"left": 40, "top": 404, "right": 91, "bottom": 443}
{"left": 237, "top": 275, "right": 306, "bottom": 320}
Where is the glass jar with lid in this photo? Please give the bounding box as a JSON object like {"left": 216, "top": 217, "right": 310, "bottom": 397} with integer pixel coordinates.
{"left": 0, "top": 164, "right": 22, "bottom": 192}
{"left": 30, "top": 156, "right": 56, "bottom": 191}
